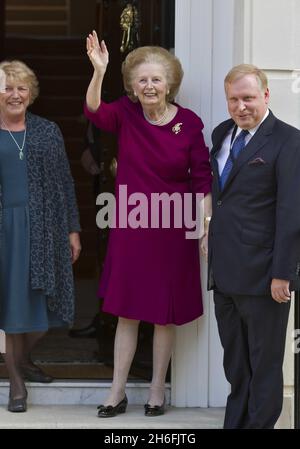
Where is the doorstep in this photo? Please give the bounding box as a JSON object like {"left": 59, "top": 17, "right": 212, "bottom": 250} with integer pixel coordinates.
{"left": 0, "top": 380, "right": 225, "bottom": 429}
{"left": 0, "top": 404, "right": 225, "bottom": 429}
{"left": 0, "top": 380, "right": 170, "bottom": 405}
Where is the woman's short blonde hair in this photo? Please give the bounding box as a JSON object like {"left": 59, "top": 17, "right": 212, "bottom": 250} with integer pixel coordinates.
{"left": 225, "top": 64, "right": 268, "bottom": 92}
{"left": 0, "top": 68, "right": 5, "bottom": 93}
{"left": 122, "top": 46, "right": 184, "bottom": 102}
{"left": 0, "top": 60, "right": 39, "bottom": 104}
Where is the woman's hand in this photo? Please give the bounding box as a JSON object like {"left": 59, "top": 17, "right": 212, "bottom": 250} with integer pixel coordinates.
{"left": 86, "top": 30, "right": 109, "bottom": 75}
{"left": 69, "top": 232, "right": 81, "bottom": 264}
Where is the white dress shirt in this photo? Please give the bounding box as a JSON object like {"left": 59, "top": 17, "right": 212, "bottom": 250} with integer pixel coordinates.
{"left": 216, "top": 109, "right": 270, "bottom": 175}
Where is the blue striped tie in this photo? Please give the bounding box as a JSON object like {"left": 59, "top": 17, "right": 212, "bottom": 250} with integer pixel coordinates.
{"left": 220, "top": 129, "right": 249, "bottom": 190}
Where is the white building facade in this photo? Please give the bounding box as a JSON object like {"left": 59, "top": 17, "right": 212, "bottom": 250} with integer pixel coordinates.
{"left": 172, "top": 0, "right": 300, "bottom": 429}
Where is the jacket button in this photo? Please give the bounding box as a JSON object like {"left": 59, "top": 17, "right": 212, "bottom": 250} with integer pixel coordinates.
{"left": 217, "top": 200, "right": 222, "bottom": 206}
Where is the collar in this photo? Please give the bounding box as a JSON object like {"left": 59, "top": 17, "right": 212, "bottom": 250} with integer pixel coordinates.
{"left": 236, "top": 109, "right": 269, "bottom": 137}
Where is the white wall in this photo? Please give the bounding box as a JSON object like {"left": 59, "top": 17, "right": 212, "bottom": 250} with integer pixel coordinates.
{"left": 173, "top": 1, "right": 299, "bottom": 423}
{"left": 173, "top": 0, "right": 235, "bottom": 408}
{"left": 238, "top": 0, "right": 300, "bottom": 428}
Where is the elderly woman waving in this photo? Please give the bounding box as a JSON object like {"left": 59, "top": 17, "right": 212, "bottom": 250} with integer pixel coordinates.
{"left": 84, "top": 31, "right": 212, "bottom": 418}
{"left": 0, "top": 61, "right": 81, "bottom": 413}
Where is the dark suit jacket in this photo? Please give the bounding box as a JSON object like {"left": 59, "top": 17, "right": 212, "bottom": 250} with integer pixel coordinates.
{"left": 208, "top": 110, "right": 300, "bottom": 295}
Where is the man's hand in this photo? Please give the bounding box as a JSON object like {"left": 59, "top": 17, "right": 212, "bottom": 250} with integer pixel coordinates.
{"left": 200, "top": 233, "right": 208, "bottom": 261}
{"left": 69, "top": 232, "right": 81, "bottom": 264}
{"left": 271, "top": 278, "right": 291, "bottom": 303}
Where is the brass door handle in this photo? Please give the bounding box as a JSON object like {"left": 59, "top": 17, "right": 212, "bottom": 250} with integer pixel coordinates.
{"left": 110, "top": 157, "right": 117, "bottom": 178}
{"left": 120, "top": 3, "right": 139, "bottom": 53}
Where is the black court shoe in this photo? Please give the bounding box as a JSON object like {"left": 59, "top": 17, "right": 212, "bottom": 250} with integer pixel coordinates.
{"left": 144, "top": 398, "right": 165, "bottom": 417}
{"left": 22, "top": 366, "right": 53, "bottom": 383}
{"left": 8, "top": 390, "right": 28, "bottom": 413}
{"left": 97, "top": 395, "right": 128, "bottom": 418}
{"left": 69, "top": 313, "right": 100, "bottom": 339}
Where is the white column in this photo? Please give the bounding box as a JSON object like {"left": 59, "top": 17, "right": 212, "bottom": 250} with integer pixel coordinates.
{"left": 172, "top": 0, "right": 235, "bottom": 407}
{"left": 239, "top": 0, "right": 299, "bottom": 428}
{"left": 173, "top": 0, "right": 299, "bottom": 425}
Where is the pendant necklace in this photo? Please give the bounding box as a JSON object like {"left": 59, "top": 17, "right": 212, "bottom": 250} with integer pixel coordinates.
{"left": 1, "top": 118, "right": 26, "bottom": 160}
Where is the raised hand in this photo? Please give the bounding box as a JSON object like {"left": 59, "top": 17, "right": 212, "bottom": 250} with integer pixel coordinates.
{"left": 86, "top": 30, "right": 109, "bottom": 75}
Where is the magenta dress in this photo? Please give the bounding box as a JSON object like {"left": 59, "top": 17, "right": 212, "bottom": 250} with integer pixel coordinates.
{"left": 84, "top": 97, "right": 212, "bottom": 325}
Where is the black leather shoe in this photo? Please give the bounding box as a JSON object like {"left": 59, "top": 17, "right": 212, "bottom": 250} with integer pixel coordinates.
{"left": 68, "top": 324, "right": 97, "bottom": 338}
{"left": 22, "top": 366, "right": 53, "bottom": 383}
{"left": 144, "top": 399, "right": 165, "bottom": 417}
{"left": 69, "top": 313, "right": 100, "bottom": 339}
{"left": 97, "top": 395, "right": 128, "bottom": 418}
{"left": 8, "top": 391, "right": 28, "bottom": 413}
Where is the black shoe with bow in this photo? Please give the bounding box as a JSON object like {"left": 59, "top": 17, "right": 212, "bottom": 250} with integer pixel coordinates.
{"left": 97, "top": 395, "right": 128, "bottom": 418}
{"left": 144, "top": 398, "right": 165, "bottom": 417}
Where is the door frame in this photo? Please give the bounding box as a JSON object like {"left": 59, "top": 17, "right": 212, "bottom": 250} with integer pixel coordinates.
{"left": 171, "top": 0, "right": 236, "bottom": 407}
{"left": 0, "top": 0, "right": 5, "bottom": 59}
{"left": 295, "top": 292, "right": 300, "bottom": 428}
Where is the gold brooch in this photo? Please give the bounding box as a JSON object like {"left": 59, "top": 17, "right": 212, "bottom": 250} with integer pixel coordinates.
{"left": 172, "top": 122, "right": 183, "bottom": 134}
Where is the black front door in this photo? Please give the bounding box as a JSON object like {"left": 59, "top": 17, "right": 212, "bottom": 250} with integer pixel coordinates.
{"left": 0, "top": 0, "right": 175, "bottom": 382}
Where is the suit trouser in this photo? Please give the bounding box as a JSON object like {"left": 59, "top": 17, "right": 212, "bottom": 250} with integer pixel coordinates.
{"left": 213, "top": 290, "right": 290, "bottom": 429}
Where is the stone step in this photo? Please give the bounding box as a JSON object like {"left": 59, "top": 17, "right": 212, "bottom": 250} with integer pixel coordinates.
{"left": 0, "top": 381, "right": 170, "bottom": 406}
{"left": 6, "top": 22, "right": 68, "bottom": 36}
{"left": 5, "top": 36, "right": 86, "bottom": 56}
{"left": 5, "top": 0, "right": 68, "bottom": 36}
{"left": 0, "top": 403, "right": 225, "bottom": 429}
{"left": 0, "top": 380, "right": 225, "bottom": 429}
{"left": 8, "top": 0, "right": 66, "bottom": 6}
{"left": 6, "top": 8, "right": 67, "bottom": 22}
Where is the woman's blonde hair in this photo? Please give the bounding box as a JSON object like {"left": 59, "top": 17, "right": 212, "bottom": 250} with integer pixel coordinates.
{"left": 122, "top": 46, "right": 184, "bottom": 102}
{"left": 0, "top": 60, "right": 39, "bottom": 104}
{"left": 225, "top": 64, "right": 268, "bottom": 92}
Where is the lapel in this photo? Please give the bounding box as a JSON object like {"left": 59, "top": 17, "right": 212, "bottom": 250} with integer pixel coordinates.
{"left": 25, "top": 111, "right": 37, "bottom": 151}
{"left": 211, "top": 119, "right": 235, "bottom": 196}
{"left": 25, "top": 111, "right": 44, "bottom": 166}
{"left": 213, "top": 111, "right": 276, "bottom": 197}
{"left": 211, "top": 119, "right": 235, "bottom": 158}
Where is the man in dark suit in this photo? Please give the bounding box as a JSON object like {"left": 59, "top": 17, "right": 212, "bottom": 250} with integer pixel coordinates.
{"left": 208, "top": 64, "right": 300, "bottom": 429}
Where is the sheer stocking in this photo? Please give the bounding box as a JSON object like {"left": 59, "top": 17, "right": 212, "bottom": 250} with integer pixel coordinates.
{"left": 148, "top": 324, "right": 175, "bottom": 406}
{"left": 1, "top": 334, "right": 27, "bottom": 400}
{"left": 104, "top": 317, "right": 140, "bottom": 407}
{"left": 19, "top": 331, "right": 47, "bottom": 370}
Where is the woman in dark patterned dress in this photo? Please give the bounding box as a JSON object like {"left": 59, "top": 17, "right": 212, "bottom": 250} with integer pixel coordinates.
{"left": 0, "top": 61, "right": 81, "bottom": 413}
